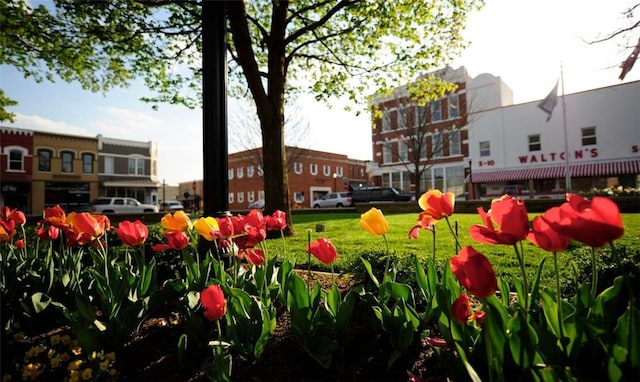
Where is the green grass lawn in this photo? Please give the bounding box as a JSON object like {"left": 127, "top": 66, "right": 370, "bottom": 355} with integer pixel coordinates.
{"left": 263, "top": 211, "right": 640, "bottom": 291}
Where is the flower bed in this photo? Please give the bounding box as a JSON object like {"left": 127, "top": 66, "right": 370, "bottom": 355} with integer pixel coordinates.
{"left": 1, "top": 192, "right": 638, "bottom": 381}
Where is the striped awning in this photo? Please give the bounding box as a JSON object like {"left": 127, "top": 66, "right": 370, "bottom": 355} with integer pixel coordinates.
{"left": 467, "top": 159, "right": 640, "bottom": 183}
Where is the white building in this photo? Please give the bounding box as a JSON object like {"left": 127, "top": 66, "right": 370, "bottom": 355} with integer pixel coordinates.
{"left": 468, "top": 79, "right": 640, "bottom": 198}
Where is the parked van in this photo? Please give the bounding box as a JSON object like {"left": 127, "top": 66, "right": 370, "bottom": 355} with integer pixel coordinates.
{"left": 350, "top": 187, "right": 414, "bottom": 203}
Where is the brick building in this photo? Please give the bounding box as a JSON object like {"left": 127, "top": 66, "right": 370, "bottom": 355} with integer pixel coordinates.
{"left": 0, "top": 127, "right": 34, "bottom": 211}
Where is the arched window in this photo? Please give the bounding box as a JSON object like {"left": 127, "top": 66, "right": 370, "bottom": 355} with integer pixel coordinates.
{"left": 61, "top": 151, "right": 74, "bottom": 173}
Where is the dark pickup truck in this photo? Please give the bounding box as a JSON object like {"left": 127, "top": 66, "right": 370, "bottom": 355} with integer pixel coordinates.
{"left": 350, "top": 187, "right": 414, "bottom": 203}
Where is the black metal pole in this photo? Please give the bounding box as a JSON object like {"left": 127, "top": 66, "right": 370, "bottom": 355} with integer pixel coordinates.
{"left": 202, "top": 0, "right": 230, "bottom": 218}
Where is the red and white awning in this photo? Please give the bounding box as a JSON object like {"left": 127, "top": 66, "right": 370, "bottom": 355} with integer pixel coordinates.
{"left": 466, "top": 159, "right": 640, "bottom": 183}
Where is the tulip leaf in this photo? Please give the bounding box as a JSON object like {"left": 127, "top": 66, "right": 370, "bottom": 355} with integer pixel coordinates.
{"left": 507, "top": 309, "right": 539, "bottom": 369}
{"left": 540, "top": 289, "right": 561, "bottom": 338}
{"left": 615, "top": 305, "right": 639, "bottom": 368}
{"left": 335, "top": 290, "right": 356, "bottom": 333}
{"left": 454, "top": 342, "right": 482, "bottom": 382}
{"left": 187, "top": 290, "right": 200, "bottom": 309}
{"left": 415, "top": 256, "right": 430, "bottom": 300}
{"left": 498, "top": 278, "right": 511, "bottom": 307}
{"left": 31, "top": 292, "right": 51, "bottom": 313}
{"left": 360, "top": 257, "right": 380, "bottom": 287}
{"left": 325, "top": 284, "right": 340, "bottom": 317}
{"left": 529, "top": 257, "right": 547, "bottom": 314}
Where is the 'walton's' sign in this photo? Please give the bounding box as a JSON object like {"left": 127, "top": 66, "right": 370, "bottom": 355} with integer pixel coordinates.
{"left": 518, "top": 148, "right": 598, "bottom": 164}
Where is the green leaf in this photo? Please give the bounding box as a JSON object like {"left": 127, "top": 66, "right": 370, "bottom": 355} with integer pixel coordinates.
{"left": 187, "top": 290, "right": 200, "bottom": 309}
{"left": 540, "top": 289, "right": 561, "bottom": 338}
{"left": 335, "top": 290, "right": 356, "bottom": 333}
{"left": 454, "top": 342, "right": 482, "bottom": 382}
{"left": 31, "top": 292, "right": 51, "bottom": 313}
{"left": 360, "top": 256, "right": 380, "bottom": 287}
{"left": 325, "top": 284, "right": 340, "bottom": 317}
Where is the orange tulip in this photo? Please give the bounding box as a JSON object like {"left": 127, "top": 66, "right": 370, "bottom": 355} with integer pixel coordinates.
{"left": 450, "top": 246, "right": 497, "bottom": 298}
{"left": 66, "top": 212, "right": 105, "bottom": 245}
{"left": 41, "top": 205, "right": 67, "bottom": 228}
{"left": 469, "top": 195, "right": 530, "bottom": 245}
{"left": 194, "top": 217, "right": 220, "bottom": 241}
{"left": 306, "top": 237, "right": 338, "bottom": 265}
{"left": 0, "top": 225, "right": 11, "bottom": 242}
{"left": 116, "top": 220, "right": 149, "bottom": 247}
{"left": 360, "top": 208, "right": 388, "bottom": 236}
{"left": 542, "top": 194, "right": 624, "bottom": 247}
{"left": 200, "top": 284, "right": 227, "bottom": 321}
{"left": 160, "top": 210, "right": 192, "bottom": 232}
{"left": 418, "top": 190, "right": 455, "bottom": 222}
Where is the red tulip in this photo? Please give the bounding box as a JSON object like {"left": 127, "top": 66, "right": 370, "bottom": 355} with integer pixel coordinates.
{"left": 243, "top": 209, "right": 266, "bottom": 230}
{"left": 116, "top": 220, "right": 149, "bottom": 247}
{"left": 450, "top": 246, "right": 497, "bottom": 298}
{"left": 65, "top": 212, "right": 105, "bottom": 245}
{"left": 15, "top": 239, "right": 25, "bottom": 249}
{"left": 0, "top": 219, "right": 16, "bottom": 242}
{"left": 3, "top": 207, "right": 26, "bottom": 226}
{"left": 527, "top": 215, "right": 570, "bottom": 252}
{"left": 469, "top": 195, "right": 530, "bottom": 245}
{"left": 265, "top": 210, "right": 287, "bottom": 231}
{"left": 425, "top": 337, "right": 449, "bottom": 349}
{"left": 152, "top": 231, "right": 190, "bottom": 252}
{"left": 37, "top": 226, "right": 60, "bottom": 241}
{"left": 306, "top": 237, "right": 338, "bottom": 265}
{"left": 216, "top": 216, "right": 234, "bottom": 239}
{"left": 408, "top": 225, "right": 421, "bottom": 239}
{"left": 451, "top": 293, "right": 471, "bottom": 323}
{"left": 239, "top": 248, "right": 265, "bottom": 266}
{"left": 200, "top": 284, "right": 227, "bottom": 321}
{"left": 542, "top": 194, "right": 624, "bottom": 247}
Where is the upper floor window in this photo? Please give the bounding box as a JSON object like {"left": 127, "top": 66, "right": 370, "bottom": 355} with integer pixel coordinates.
{"left": 82, "top": 153, "right": 94, "bottom": 174}
{"left": 310, "top": 163, "right": 318, "bottom": 175}
{"left": 397, "top": 106, "right": 408, "bottom": 130}
{"left": 61, "top": 151, "right": 74, "bottom": 173}
{"left": 257, "top": 164, "right": 264, "bottom": 176}
{"left": 8, "top": 149, "right": 24, "bottom": 171}
{"left": 381, "top": 112, "right": 391, "bottom": 131}
{"left": 479, "top": 141, "right": 491, "bottom": 157}
{"left": 382, "top": 142, "right": 392, "bottom": 164}
{"left": 104, "top": 156, "right": 114, "bottom": 174}
{"left": 237, "top": 192, "right": 244, "bottom": 203}
{"left": 336, "top": 166, "right": 343, "bottom": 177}
{"left": 528, "top": 134, "right": 541, "bottom": 151}
{"left": 228, "top": 168, "right": 234, "bottom": 180}
{"left": 228, "top": 192, "right": 234, "bottom": 203}
{"left": 237, "top": 166, "right": 244, "bottom": 178}
{"left": 432, "top": 132, "right": 442, "bottom": 158}
{"left": 322, "top": 164, "right": 331, "bottom": 176}
{"left": 247, "top": 191, "right": 255, "bottom": 203}
{"left": 398, "top": 141, "right": 408, "bottom": 161}
{"left": 448, "top": 95, "right": 459, "bottom": 119}
{"left": 128, "top": 157, "right": 144, "bottom": 175}
{"left": 417, "top": 105, "right": 427, "bottom": 125}
{"left": 247, "top": 165, "right": 254, "bottom": 177}
{"left": 582, "top": 126, "right": 597, "bottom": 146}
{"left": 431, "top": 100, "right": 442, "bottom": 122}
{"left": 38, "top": 149, "right": 52, "bottom": 172}
{"left": 294, "top": 162, "right": 303, "bottom": 174}
{"left": 449, "top": 130, "right": 461, "bottom": 156}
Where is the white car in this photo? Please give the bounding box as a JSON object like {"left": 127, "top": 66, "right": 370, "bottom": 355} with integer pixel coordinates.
{"left": 248, "top": 199, "right": 265, "bottom": 209}
{"left": 312, "top": 192, "right": 353, "bottom": 208}
{"left": 160, "top": 200, "right": 184, "bottom": 211}
{"left": 89, "top": 197, "right": 159, "bottom": 214}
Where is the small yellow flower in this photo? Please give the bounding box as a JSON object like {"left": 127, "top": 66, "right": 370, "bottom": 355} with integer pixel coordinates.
{"left": 60, "top": 335, "right": 71, "bottom": 345}
{"left": 67, "top": 360, "right": 83, "bottom": 371}
{"left": 71, "top": 346, "right": 82, "bottom": 356}
{"left": 12, "top": 332, "right": 24, "bottom": 342}
{"left": 21, "top": 363, "right": 43, "bottom": 381}
{"left": 193, "top": 217, "right": 220, "bottom": 241}
{"left": 49, "top": 334, "right": 61, "bottom": 346}
{"left": 47, "top": 349, "right": 56, "bottom": 359}
{"left": 50, "top": 355, "right": 62, "bottom": 368}
{"left": 108, "top": 369, "right": 118, "bottom": 377}
{"left": 81, "top": 368, "right": 93, "bottom": 380}
{"left": 60, "top": 352, "right": 71, "bottom": 362}
{"left": 359, "top": 208, "right": 389, "bottom": 236}
{"left": 105, "top": 352, "right": 116, "bottom": 362}
{"left": 161, "top": 210, "right": 192, "bottom": 232}
{"left": 99, "top": 360, "right": 110, "bottom": 371}
{"left": 68, "top": 370, "right": 80, "bottom": 382}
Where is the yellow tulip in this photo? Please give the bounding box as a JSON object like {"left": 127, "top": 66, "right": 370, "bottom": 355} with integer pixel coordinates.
{"left": 160, "top": 210, "right": 192, "bottom": 232}
{"left": 359, "top": 207, "right": 388, "bottom": 236}
{"left": 194, "top": 217, "right": 220, "bottom": 241}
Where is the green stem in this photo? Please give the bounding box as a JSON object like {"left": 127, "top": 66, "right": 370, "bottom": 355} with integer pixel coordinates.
{"left": 483, "top": 301, "right": 495, "bottom": 382}
{"left": 553, "top": 251, "right": 565, "bottom": 347}
{"left": 431, "top": 225, "right": 437, "bottom": 264}
{"left": 590, "top": 246, "right": 597, "bottom": 297}
{"left": 513, "top": 244, "right": 529, "bottom": 311}
{"left": 444, "top": 217, "right": 462, "bottom": 252}
{"left": 383, "top": 235, "right": 391, "bottom": 279}
{"left": 307, "top": 229, "right": 312, "bottom": 306}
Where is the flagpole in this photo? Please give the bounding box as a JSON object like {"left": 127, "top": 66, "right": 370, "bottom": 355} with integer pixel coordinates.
{"left": 560, "top": 64, "right": 571, "bottom": 193}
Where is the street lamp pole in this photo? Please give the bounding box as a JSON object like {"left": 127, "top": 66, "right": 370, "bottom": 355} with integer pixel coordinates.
{"left": 468, "top": 160, "right": 474, "bottom": 200}
{"left": 333, "top": 173, "right": 337, "bottom": 192}
{"left": 163, "top": 179, "right": 166, "bottom": 205}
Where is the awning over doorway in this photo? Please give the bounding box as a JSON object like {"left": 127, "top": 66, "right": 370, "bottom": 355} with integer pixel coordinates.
{"left": 103, "top": 181, "right": 160, "bottom": 188}
{"left": 466, "top": 159, "right": 640, "bottom": 183}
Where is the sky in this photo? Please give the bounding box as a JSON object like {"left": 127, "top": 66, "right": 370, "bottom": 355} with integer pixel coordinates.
{"left": 2, "top": 0, "right": 639, "bottom": 185}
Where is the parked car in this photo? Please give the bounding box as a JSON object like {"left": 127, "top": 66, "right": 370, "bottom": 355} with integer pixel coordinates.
{"left": 350, "top": 187, "right": 414, "bottom": 204}
{"left": 312, "top": 192, "right": 353, "bottom": 208}
{"left": 248, "top": 199, "right": 265, "bottom": 209}
{"left": 160, "top": 200, "right": 184, "bottom": 211}
{"left": 89, "top": 197, "right": 159, "bottom": 214}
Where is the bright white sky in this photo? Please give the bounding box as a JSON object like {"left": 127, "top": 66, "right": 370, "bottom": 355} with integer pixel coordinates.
{"left": 2, "top": 0, "right": 639, "bottom": 185}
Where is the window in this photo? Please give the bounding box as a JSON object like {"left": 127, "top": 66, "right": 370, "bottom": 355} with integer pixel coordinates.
{"left": 248, "top": 191, "right": 255, "bottom": 202}
{"left": 323, "top": 164, "right": 331, "bottom": 176}
{"left": 104, "top": 156, "right": 114, "bottom": 174}
{"left": 237, "top": 167, "right": 244, "bottom": 178}
{"left": 397, "top": 106, "right": 407, "bottom": 129}
{"left": 237, "top": 192, "right": 244, "bottom": 203}
{"left": 228, "top": 169, "right": 234, "bottom": 179}
{"left": 336, "top": 166, "right": 343, "bottom": 177}
{"left": 128, "top": 157, "right": 144, "bottom": 175}
{"left": 446, "top": 166, "right": 465, "bottom": 197}
{"left": 431, "top": 100, "right": 442, "bottom": 122}
{"left": 228, "top": 193, "right": 234, "bottom": 203}
{"left": 383, "top": 142, "right": 392, "bottom": 163}
{"left": 382, "top": 112, "right": 391, "bottom": 131}
{"left": 479, "top": 141, "right": 491, "bottom": 157}
{"left": 434, "top": 168, "right": 444, "bottom": 190}
{"left": 432, "top": 133, "right": 442, "bottom": 158}
{"left": 257, "top": 165, "right": 264, "bottom": 176}
{"left": 582, "top": 126, "right": 597, "bottom": 146}
{"left": 8, "top": 149, "right": 24, "bottom": 171}
{"left": 294, "top": 162, "right": 303, "bottom": 174}
{"left": 528, "top": 134, "right": 541, "bottom": 151}
{"left": 258, "top": 190, "right": 265, "bottom": 200}
{"left": 398, "top": 141, "right": 408, "bottom": 161}
{"left": 61, "top": 151, "right": 74, "bottom": 173}
{"left": 82, "top": 153, "right": 94, "bottom": 174}
{"left": 310, "top": 163, "right": 318, "bottom": 175}
{"left": 449, "top": 130, "right": 461, "bottom": 156}
{"left": 448, "top": 95, "right": 459, "bottom": 119}
{"left": 38, "top": 149, "right": 52, "bottom": 172}
{"left": 417, "top": 105, "right": 427, "bottom": 125}
{"left": 247, "top": 165, "right": 254, "bottom": 177}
